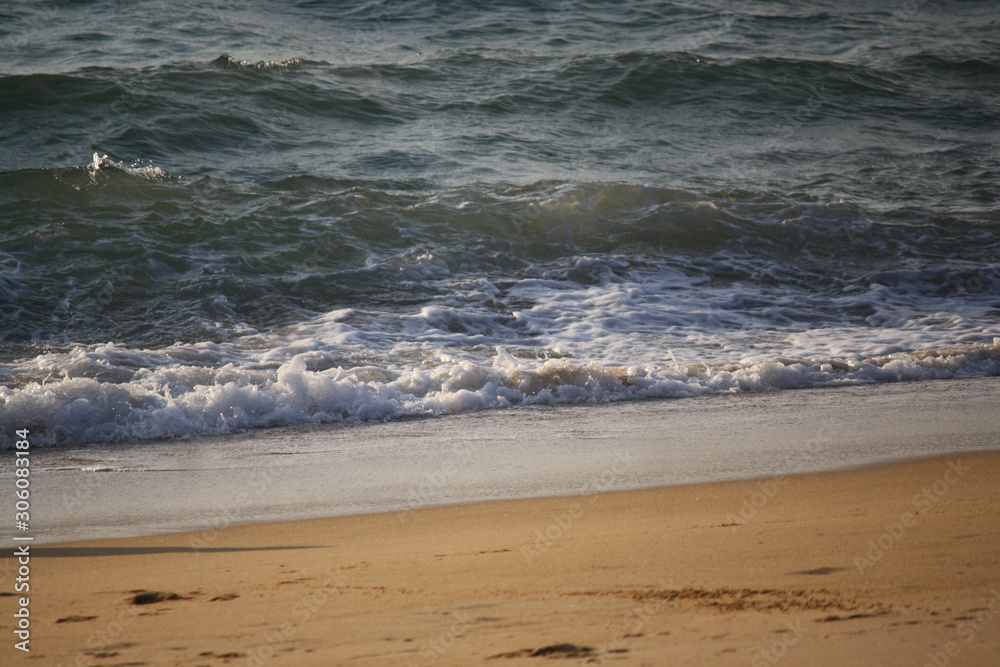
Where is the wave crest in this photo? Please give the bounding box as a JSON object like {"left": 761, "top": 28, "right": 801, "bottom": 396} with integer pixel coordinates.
{"left": 2, "top": 339, "right": 998, "bottom": 447}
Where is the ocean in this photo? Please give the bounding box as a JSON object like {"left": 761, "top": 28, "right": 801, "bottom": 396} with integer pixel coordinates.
{"left": 1, "top": 0, "right": 998, "bottom": 448}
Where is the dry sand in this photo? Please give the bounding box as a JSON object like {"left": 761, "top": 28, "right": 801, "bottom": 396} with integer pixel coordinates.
{"left": 4, "top": 451, "right": 999, "bottom": 666}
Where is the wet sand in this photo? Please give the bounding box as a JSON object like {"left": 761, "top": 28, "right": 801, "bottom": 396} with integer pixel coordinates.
{"left": 6, "top": 450, "right": 1000, "bottom": 666}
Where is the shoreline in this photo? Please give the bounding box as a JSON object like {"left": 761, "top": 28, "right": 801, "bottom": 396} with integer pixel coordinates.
{"left": 4, "top": 450, "right": 999, "bottom": 665}
{"left": 18, "top": 375, "right": 1000, "bottom": 544}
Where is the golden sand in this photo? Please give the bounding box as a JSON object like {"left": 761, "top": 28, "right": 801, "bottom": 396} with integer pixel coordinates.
{"left": 4, "top": 452, "right": 999, "bottom": 666}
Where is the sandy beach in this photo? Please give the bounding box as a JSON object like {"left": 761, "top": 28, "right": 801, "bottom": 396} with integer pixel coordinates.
{"left": 5, "top": 2, "right": 1000, "bottom": 666}
{"left": 4, "top": 450, "right": 998, "bottom": 666}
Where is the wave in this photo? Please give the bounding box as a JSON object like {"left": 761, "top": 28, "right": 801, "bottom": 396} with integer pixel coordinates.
{"left": 211, "top": 55, "right": 314, "bottom": 70}
{"left": 2, "top": 339, "right": 998, "bottom": 448}
{"left": 1, "top": 172, "right": 998, "bottom": 347}
{"left": 3, "top": 48, "right": 989, "bottom": 128}
{"left": 3, "top": 39, "right": 997, "bottom": 207}
{"left": 3, "top": 3, "right": 999, "bottom": 450}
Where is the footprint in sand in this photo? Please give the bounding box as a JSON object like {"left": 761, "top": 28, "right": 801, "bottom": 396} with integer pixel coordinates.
{"left": 130, "top": 590, "right": 185, "bottom": 605}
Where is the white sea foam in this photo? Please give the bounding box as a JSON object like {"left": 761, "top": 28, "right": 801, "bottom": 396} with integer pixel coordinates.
{"left": 86, "top": 153, "right": 172, "bottom": 183}
{"left": 2, "top": 332, "right": 997, "bottom": 447}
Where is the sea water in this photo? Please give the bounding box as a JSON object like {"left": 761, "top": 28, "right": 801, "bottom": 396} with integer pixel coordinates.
{"left": 1, "top": 0, "right": 998, "bottom": 447}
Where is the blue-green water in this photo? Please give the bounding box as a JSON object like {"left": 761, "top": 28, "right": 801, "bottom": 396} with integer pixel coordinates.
{"left": 1, "top": 1, "right": 998, "bottom": 446}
